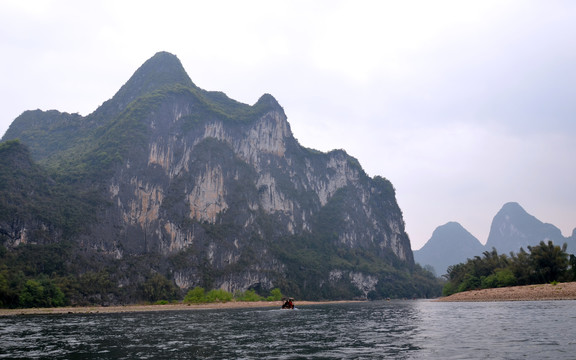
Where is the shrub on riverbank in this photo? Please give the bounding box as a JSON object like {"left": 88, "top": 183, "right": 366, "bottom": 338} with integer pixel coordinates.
{"left": 183, "top": 287, "right": 284, "bottom": 304}
{"left": 443, "top": 241, "right": 574, "bottom": 296}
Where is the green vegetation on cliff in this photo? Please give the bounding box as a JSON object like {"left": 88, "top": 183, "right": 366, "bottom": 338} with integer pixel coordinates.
{"left": 0, "top": 140, "right": 97, "bottom": 237}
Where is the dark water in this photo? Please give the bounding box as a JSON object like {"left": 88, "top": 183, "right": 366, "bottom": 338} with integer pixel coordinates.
{"left": 1, "top": 300, "right": 576, "bottom": 359}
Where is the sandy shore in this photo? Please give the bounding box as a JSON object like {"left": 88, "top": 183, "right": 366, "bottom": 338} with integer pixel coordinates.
{"left": 7, "top": 282, "right": 574, "bottom": 315}
{"left": 436, "top": 282, "right": 576, "bottom": 302}
{"left": 0, "top": 300, "right": 358, "bottom": 317}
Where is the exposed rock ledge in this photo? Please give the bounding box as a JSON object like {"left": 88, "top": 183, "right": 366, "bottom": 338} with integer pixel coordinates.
{"left": 436, "top": 282, "right": 576, "bottom": 302}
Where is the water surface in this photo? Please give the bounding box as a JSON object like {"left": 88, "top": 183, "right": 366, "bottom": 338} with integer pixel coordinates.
{"left": 1, "top": 300, "right": 575, "bottom": 359}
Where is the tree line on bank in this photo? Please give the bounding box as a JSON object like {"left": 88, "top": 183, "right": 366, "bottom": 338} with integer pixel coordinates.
{"left": 443, "top": 240, "right": 576, "bottom": 296}
{"left": 0, "top": 236, "right": 441, "bottom": 308}
{"left": 0, "top": 241, "right": 291, "bottom": 309}
{"left": 0, "top": 268, "right": 285, "bottom": 309}
{"left": 182, "top": 287, "right": 283, "bottom": 304}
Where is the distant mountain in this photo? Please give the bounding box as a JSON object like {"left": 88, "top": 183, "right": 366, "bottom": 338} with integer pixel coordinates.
{"left": 0, "top": 51, "right": 440, "bottom": 305}
{"left": 413, "top": 222, "right": 484, "bottom": 276}
{"left": 485, "top": 202, "right": 574, "bottom": 254}
{"left": 415, "top": 202, "right": 575, "bottom": 276}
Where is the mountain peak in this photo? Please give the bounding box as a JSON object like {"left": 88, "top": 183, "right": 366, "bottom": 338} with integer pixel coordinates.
{"left": 423, "top": 222, "right": 482, "bottom": 250}
{"left": 413, "top": 221, "right": 484, "bottom": 275}
{"left": 120, "top": 51, "right": 194, "bottom": 95}
{"left": 485, "top": 201, "right": 566, "bottom": 254}
{"left": 94, "top": 52, "right": 194, "bottom": 118}
{"left": 255, "top": 93, "right": 280, "bottom": 107}
{"left": 500, "top": 201, "right": 525, "bottom": 214}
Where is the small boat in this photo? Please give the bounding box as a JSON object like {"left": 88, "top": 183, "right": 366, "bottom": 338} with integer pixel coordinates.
{"left": 281, "top": 297, "right": 295, "bottom": 309}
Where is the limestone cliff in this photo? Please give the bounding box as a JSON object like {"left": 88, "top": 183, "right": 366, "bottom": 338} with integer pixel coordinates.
{"left": 1, "top": 52, "right": 436, "bottom": 301}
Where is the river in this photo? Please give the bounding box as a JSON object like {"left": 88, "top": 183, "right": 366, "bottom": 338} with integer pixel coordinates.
{"left": 1, "top": 300, "right": 575, "bottom": 359}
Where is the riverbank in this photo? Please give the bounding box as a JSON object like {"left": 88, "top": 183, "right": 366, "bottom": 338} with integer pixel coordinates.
{"left": 0, "top": 300, "right": 358, "bottom": 316}
{"left": 436, "top": 281, "right": 576, "bottom": 302}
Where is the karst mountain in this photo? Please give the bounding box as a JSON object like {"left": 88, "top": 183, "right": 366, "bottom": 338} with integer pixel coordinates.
{"left": 0, "top": 52, "right": 439, "bottom": 305}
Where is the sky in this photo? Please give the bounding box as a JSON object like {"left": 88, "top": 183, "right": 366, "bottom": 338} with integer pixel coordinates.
{"left": 1, "top": 0, "right": 575, "bottom": 250}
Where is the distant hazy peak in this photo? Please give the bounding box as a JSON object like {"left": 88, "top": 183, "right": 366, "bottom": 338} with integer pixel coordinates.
{"left": 499, "top": 201, "right": 526, "bottom": 214}
{"left": 424, "top": 221, "right": 482, "bottom": 249}
{"left": 433, "top": 221, "right": 466, "bottom": 234}
{"left": 486, "top": 201, "right": 567, "bottom": 253}
{"left": 416, "top": 202, "right": 575, "bottom": 275}
{"left": 413, "top": 221, "right": 484, "bottom": 276}
{"left": 491, "top": 201, "right": 539, "bottom": 228}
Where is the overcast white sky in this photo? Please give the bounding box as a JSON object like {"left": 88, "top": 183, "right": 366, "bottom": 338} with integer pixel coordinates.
{"left": 1, "top": 0, "right": 575, "bottom": 250}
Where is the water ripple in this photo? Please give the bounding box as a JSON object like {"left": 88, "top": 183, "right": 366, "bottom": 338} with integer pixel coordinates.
{"left": 1, "top": 300, "right": 576, "bottom": 359}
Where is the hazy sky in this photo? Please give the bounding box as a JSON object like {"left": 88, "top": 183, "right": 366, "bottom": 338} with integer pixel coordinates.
{"left": 1, "top": 1, "right": 575, "bottom": 250}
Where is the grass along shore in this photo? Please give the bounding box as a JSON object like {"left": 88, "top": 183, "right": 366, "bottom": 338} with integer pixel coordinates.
{"left": 436, "top": 281, "right": 576, "bottom": 302}
{"left": 0, "top": 300, "right": 359, "bottom": 317}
